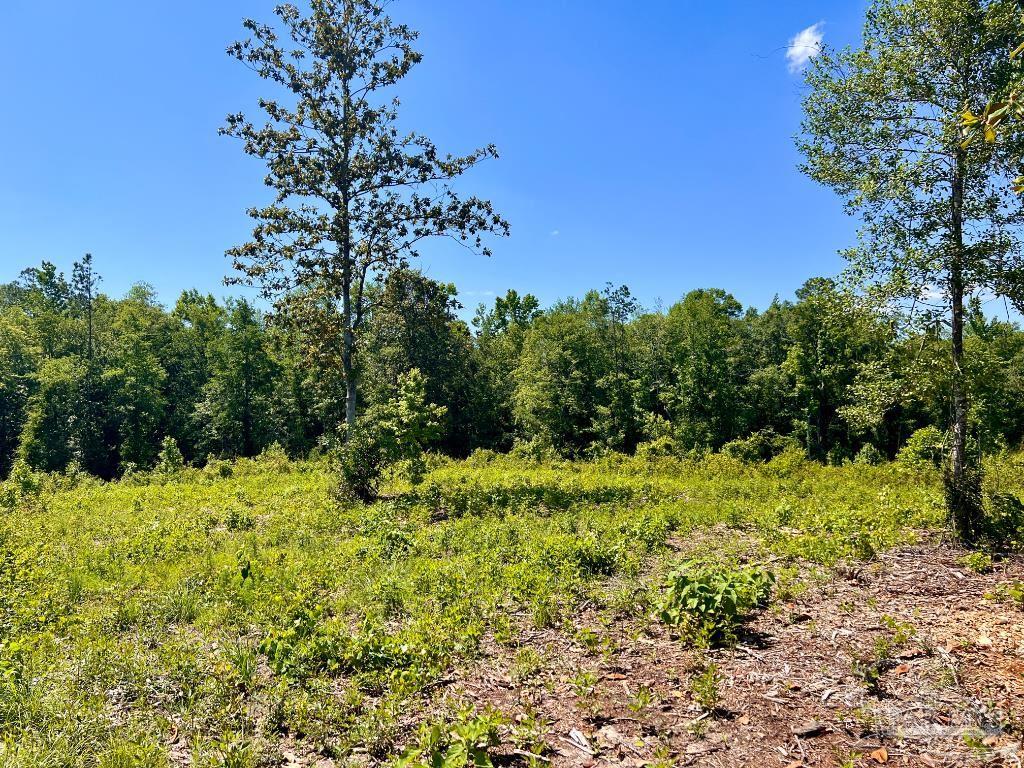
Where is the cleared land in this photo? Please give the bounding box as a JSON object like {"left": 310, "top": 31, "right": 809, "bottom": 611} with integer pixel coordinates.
{"left": 1, "top": 451, "right": 1023, "bottom": 767}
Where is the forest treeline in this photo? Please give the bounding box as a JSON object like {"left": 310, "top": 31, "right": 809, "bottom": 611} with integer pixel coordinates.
{"left": 2, "top": 256, "right": 1022, "bottom": 480}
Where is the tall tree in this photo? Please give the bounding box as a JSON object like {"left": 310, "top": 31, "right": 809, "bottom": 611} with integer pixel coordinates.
{"left": 165, "top": 291, "right": 228, "bottom": 461}
{"left": 784, "top": 279, "right": 890, "bottom": 461}
{"left": 105, "top": 286, "right": 169, "bottom": 470}
{"left": 799, "top": 0, "right": 1024, "bottom": 539}
{"left": 0, "top": 308, "right": 39, "bottom": 477}
{"left": 472, "top": 290, "right": 541, "bottom": 449}
{"left": 71, "top": 253, "right": 101, "bottom": 360}
{"left": 664, "top": 289, "right": 743, "bottom": 451}
{"left": 513, "top": 292, "right": 626, "bottom": 454}
{"left": 222, "top": 0, "right": 508, "bottom": 435}
{"left": 196, "top": 299, "right": 279, "bottom": 457}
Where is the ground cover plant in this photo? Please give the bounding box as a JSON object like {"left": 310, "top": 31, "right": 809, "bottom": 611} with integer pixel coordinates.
{"left": 2, "top": 449, "right": 1023, "bottom": 766}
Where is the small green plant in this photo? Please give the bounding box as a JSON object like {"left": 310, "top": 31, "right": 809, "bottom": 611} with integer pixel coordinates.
{"left": 851, "top": 652, "right": 885, "bottom": 696}
{"left": 209, "top": 733, "right": 256, "bottom": 768}
{"left": 991, "top": 579, "right": 1024, "bottom": 608}
{"left": 227, "top": 641, "right": 258, "bottom": 691}
{"left": 852, "top": 617, "right": 915, "bottom": 696}
{"left": 225, "top": 506, "right": 255, "bottom": 531}
{"left": 511, "top": 647, "right": 543, "bottom": 684}
{"left": 881, "top": 614, "right": 916, "bottom": 647}
{"left": 659, "top": 560, "right": 775, "bottom": 646}
{"left": 628, "top": 684, "right": 654, "bottom": 713}
{"left": 395, "top": 707, "right": 506, "bottom": 768}
{"left": 509, "top": 708, "right": 550, "bottom": 765}
{"left": 96, "top": 742, "right": 167, "bottom": 768}
{"left": 689, "top": 660, "right": 722, "bottom": 712}
{"left": 569, "top": 668, "right": 597, "bottom": 698}
{"left": 959, "top": 551, "right": 993, "bottom": 574}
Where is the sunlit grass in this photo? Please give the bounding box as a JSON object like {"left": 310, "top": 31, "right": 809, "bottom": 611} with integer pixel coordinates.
{"left": 0, "top": 449, "right": 1020, "bottom": 766}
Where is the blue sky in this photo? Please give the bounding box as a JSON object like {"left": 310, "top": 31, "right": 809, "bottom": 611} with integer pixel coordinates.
{"left": 0, "top": 1, "right": 869, "bottom": 316}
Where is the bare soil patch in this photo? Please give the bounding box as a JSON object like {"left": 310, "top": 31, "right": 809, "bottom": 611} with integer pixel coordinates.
{"left": 439, "top": 544, "right": 1024, "bottom": 768}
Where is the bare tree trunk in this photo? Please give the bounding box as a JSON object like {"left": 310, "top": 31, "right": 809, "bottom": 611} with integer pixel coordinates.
{"left": 947, "top": 148, "right": 982, "bottom": 542}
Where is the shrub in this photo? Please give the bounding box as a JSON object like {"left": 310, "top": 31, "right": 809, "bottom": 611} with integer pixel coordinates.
{"left": 827, "top": 445, "right": 853, "bottom": 466}
{"left": 959, "top": 551, "right": 993, "bottom": 574}
{"left": 336, "top": 369, "right": 446, "bottom": 502}
{"left": 854, "top": 443, "right": 885, "bottom": 466}
{"left": 982, "top": 492, "right": 1024, "bottom": 550}
{"left": 721, "top": 429, "right": 798, "bottom": 464}
{"left": 635, "top": 436, "right": 677, "bottom": 460}
{"left": 508, "top": 438, "right": 559, "bottom": 463}
{"left": 156, "top": 437, "right": 185, "bottom": 474}
{"left": 203, "top": 454, "right": 233, "bottom": 479}
{"left": 336, "top": 426, "right": 388, "bottom": 503}
{"left": 897, "top": 426, "right": 945, "bottom": 468}
{"left": 658, "top": 560, "right": 775, "bottom": 646}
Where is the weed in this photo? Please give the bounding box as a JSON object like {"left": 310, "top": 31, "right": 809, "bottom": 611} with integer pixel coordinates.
{"left": 0, "top": 449, "right": 1012, "bottom": 763}
{"left": 659, "top": 560, "right": 774, "bottom": 646}
{"left": 509, "top": 708, "right": 550, "bottom": 764}
{"left": 395, "top": 707, "right": 506, "bottom": 768}
{"left": 689, "top": 660, "right": 722, "bottom": 712}
{"left": 960, "top": 551, "right": 994, "bottom": 574}
{"left": 226, "top": 641, "right": 258, "bottom": 691}
{"left": 511, "top": 647, "right": 543, "bottom": 684}
{"left": 628, "top": 684, "right": 655, "bottom": 713}
{"left": 991, "top": 580, "right": 1024, "bottom": 608}
{"left": 569, "top": 668, "right": 598, "bottom": 698}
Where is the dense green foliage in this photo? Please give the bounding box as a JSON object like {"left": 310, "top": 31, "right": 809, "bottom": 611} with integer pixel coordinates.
{"left": 3, "top": 260, "right": 1024, "bottom": 480}
{"left": 3, "top": 449, "right": 1019, "bottom": 764}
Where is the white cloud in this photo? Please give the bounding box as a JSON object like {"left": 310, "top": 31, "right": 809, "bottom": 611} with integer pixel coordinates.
{"left": 786, "top": 22, "right": 824, "bottom": 73}
{"left": 550, "top": 229, "right": 560, "bottom": 237}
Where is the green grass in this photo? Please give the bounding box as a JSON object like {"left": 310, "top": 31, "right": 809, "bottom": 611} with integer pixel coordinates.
{"left": 0, "top": 449, "right": 1021, "bottom": 766}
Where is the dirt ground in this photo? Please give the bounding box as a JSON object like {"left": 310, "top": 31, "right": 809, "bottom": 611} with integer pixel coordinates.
{"left": 438, "top": 543, "right": 1024, "bottom": 768}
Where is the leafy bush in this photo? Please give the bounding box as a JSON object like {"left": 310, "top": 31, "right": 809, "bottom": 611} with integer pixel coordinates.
{"left": 897, "top": 426, "right": 945, "bottom": 468}
{"left": 658, "top": 560, "right": 775, "bottom": 646}
{"left": 981, "top": 492, "right": 1024, "bottom": 550}
{"left": 156, "top": 436, "right": 184, "bottom": 474}
{"left": 721, "top": 429, "right": 798, "bottom": 464}
{"left": 635, "top": 435, "right": 677, "bottom": 460}
{"left": 959, "top": 551, "right": 993, "bottom": 574}
{"left": 337, "top": 369, "right": 446, "bottom": 502}
{"left": 854, "top": 443, "right": 885, "bottom": 466}
{"left": 508, "top": 437, "right": 559, "bottom": 463}
{"left": 203, "top": 454, "right": 233, "bottom": 479}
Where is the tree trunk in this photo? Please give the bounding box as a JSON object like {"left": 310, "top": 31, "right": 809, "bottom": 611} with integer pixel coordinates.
{"left": 947, "top": 148, "right": 982, "bottom": 542}
{"left": 340, "top": 78, "right": 357, "bottom": 435}
{"left": 341, "top": 258, "right": 357, "bottom": 432}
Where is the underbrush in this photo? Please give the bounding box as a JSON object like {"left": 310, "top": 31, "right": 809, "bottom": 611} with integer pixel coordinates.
{"left": 0, "top": 450, "right": 1020, "bottom": 765}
